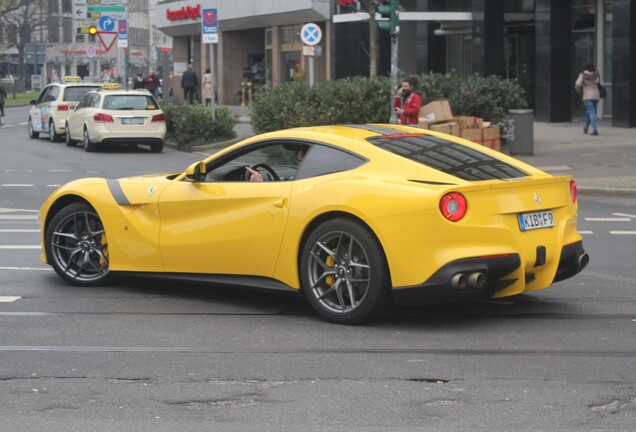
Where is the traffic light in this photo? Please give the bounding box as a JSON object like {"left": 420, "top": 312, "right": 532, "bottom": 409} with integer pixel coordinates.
{"left": 377, "top": 0, "right": 399, "bottom": 36}
{"left": 88, "top": 25, "right": 97, "bottom": 42}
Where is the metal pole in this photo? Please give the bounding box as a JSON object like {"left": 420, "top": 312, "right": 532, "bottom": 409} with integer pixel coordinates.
{"left": 389, "top": 34, "right": 399, "bottom": 124}
{"left": 309, "top": 56, "right": 315, "bottom": 87}
{"left": 209, "top": 43, "right": 216, "bottom": 121}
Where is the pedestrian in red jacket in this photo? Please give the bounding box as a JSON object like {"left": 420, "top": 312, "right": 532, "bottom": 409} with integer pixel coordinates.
{"left": 394, "top": 75, "right": 422, "bottom": 126}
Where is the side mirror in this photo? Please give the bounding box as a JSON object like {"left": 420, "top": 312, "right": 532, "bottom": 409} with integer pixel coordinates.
{"left": 30, "top": 100, "right": 37, "bottom": 105}
{"left": 185, "top": 161, "right": 207, "bottom": 182}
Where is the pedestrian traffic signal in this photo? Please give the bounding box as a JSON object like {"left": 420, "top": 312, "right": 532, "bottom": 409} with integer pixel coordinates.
{"left": 377, "top": 0, "right": 400, "bottom": 36}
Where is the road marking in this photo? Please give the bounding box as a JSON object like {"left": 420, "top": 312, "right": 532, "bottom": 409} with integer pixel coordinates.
{"left": 610, "top": 231, "right": 636, "bottom": 235}
{"left": 579, "top": 230, "right": 593, "bottom": 234}
{"left": 0, "top": 215, "right": 38, "bottom": 220}
{"left": 0, "top": 208, "right": 38, "bottom": 213}
{"left": 584, "top": 217, "right": 631, "bottom": 222}
{"left": 0, "top": 266, "right": 51, "bottom": 271}
{"left": 613, "top": 213, "right": 636, "bottom": 218}
{"left": 1, "top": 184, "right": 34, "bottom": 187}
{"left": 0, "top": 229, "right": 40, "bottom": 233}
{"left": 47, "top": 184, "right": 61, "bottom": 188}
{"left": 0, "top": 245, "right": 41, "bottom": 249}
{"left": 0, "top": 296, "right": 21, "bottom": 302}
{"left": 538, "top": 165, "right": 573, "bottom": 171}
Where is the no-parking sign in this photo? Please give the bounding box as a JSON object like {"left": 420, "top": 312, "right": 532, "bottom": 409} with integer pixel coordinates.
{"left": 201, "top": 8, "right": 218, "bottom": 44}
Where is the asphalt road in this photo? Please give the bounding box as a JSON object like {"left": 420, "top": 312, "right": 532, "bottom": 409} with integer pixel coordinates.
{"left": 1, "top": 106, "right": 635, "bottom": 431}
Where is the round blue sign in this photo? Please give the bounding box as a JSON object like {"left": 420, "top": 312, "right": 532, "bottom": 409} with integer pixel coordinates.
{"left": 99, "top": 16, "right": 115, "bottom": 32}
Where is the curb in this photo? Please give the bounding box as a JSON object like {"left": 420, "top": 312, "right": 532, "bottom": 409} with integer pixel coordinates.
{"left": 165, "top": 133, "right": 248, "bottom": 155}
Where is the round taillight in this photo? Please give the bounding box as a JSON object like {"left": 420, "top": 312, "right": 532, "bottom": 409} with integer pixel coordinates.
{"left": 570, "top": 179, "right": 577, "bottom": 203}
{"left": 440, "top": 192, "right": 467, "bottom": 222}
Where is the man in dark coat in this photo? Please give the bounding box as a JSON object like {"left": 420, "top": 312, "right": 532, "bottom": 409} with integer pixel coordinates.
{"left": 181, "top": 63, "right": 198, "bottom": 104}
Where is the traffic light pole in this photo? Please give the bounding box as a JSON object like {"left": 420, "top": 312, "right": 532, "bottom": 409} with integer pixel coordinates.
{"left": 378, "top": 0, "right": 400, "bottom": 124}
{"left": 389, "top": 33, "right": 399, "bottom": 124}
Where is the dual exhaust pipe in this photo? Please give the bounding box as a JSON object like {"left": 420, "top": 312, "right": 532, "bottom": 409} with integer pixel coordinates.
{"left": 450, "top": 271, "right": 486, "bottom": 291}
{"left": 578, "top": 252, "right": 589, "bottom": 269}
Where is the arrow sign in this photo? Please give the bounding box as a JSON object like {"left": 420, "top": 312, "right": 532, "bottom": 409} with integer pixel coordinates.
{"left": 74, "top": 6, "right": 86, "bottom": 19}
{"left": 97, "top": 31, "right": 118, "bottom": 52}
{"left": 99, "top": 16, "right": 115, "bottom": 31}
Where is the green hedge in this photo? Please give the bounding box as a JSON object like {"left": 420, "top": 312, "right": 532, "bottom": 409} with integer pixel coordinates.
{"left": 160, "top": 102, "right": 237, "bottom": 150}
{"left": 250, "top": 72, "right": 527, "bottom": 140}
{"left": 251, "top": 76, "right": 392, "bottom": 134}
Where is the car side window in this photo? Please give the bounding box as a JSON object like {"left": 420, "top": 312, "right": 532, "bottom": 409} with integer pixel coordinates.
{"left": 203, "top": 142, "right": 310, "bottom": 182}
{"left": 37, "top": 87, "right": 49, "bottom": 104}
{"left": 76, "top": 93, "right": 92, "bottom": 110}
{"left": 295, "top": 144, "right": 367, "bottom": 180}
{"left": 46, "top": 86, "right": 60, "bottom": 102}
{"left": 91, "top": 94, "right": 101, "bottom": 108}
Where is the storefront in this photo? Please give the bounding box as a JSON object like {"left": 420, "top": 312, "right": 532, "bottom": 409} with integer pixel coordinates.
{"left": 155, "top": 0, "right": 331, "bottom": 105}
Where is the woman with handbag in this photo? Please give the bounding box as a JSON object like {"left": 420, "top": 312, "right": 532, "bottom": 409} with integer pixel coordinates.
{"left": 575, "top": 62, "right": 604, "bottom": 136}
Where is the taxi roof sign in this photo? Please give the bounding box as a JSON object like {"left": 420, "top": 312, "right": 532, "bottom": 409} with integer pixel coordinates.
{"left": 100, "top": 83, "right": 121, "bottom": 89}
{"left": 63, "top": 76, "right": 82, "bottom": 82}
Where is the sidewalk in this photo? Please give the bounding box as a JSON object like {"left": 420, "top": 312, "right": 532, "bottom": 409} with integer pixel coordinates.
{"left": 214, "top": 107, "right": 636, "bottom": 196}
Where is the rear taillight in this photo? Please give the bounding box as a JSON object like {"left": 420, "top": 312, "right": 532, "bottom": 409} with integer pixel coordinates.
{"left": 570, "top": 179, "right": 577, "bottom": 203}
{"left": 151, "top": 113, "right": 166, "bottom": 122}
{"left": 57, "top": 104, "right": 69, "bottom": 111}
{"left": 440, "top": 192, "right": 467, "bottom": 222}
{"left": 93, "top": 113, "right": 114, "bottom": 122}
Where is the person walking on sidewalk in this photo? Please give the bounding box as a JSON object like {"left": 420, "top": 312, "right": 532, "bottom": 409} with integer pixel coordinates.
{"left": 393, "top": 75, "right": 422, "bottom": 126}
{"left": 181, "top": 63, "right": 198, "bottom": 104}
{"left": 575, "top": 63, "right": 602, "bottom": 136}
{"left": 0, "top": 83, "right": 6, "bottom": 126}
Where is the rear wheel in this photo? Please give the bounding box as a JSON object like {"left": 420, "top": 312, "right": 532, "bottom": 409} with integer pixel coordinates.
{"left": 28, "top": 118, "right": 39, "bottom": 139}
{"left": 65, "top": 123, "right": 76, "bottom": 146}
{"left": 49, "top": 120, "right": 62, "bottom": 142}
{"left": 44, "top": 202, "right": 112, "bottom": 286}
{"left": 150, "top": 141, "right": 164, "bottom": 153}
{"left": 83, "top": 127, "right": 97, "bottom": 152}
{"left": 300, "top": 218, "right": 391, "bottom": 324}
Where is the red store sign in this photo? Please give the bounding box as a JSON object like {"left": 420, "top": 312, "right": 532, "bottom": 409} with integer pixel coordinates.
{"left": 166, "top": 4, "right": 201, "bottom": 21}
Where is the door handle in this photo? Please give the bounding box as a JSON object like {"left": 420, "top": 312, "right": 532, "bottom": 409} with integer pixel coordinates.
{"left": 273, "top": 198, "right": 287, "bottom": 208}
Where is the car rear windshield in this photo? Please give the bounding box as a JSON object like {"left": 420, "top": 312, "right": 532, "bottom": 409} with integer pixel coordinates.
{"left": 63, "top": 86, "right": 101, "bottom": 102}
{"left": 367, "top": 134, "right": 528, "bottom": 181}
{"left": 103, "top": 95, "right": 158, "bottom": 110}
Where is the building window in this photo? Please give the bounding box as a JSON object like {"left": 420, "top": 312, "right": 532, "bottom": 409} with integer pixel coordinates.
{"left": 62, "top": 0, "right": 72, "bottom": 13}
{"left": 48, "top": 16, "right": 59, "bottom": 42}
{"left": 48, "top": 0, "right": 59, "bottom": 13}
{"left": 63, "top": 17, "right": 73, "bottom": 43}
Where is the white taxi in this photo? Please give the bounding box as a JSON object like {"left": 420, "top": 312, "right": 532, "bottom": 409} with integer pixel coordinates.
{"left": 27, "top": 77, "right": 103, "bottom": 142}
{"left": 65, "top": 88, "right": 166, "bottom": 153}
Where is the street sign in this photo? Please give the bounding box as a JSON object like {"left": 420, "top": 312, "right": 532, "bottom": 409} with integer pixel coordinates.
{"left": 87, "top": 5, "right": 127, "bottom": 20}
{"left": 201, "top": 8, "right": 218, "bottom": 44}
{"left": 302, "top": 46, "right": 315, "bottom": 57}
{"left": 97, "top": 31, "right": 118, "bottom": 52}
{"left": 99, "top": 16, "right": 115, "bottom": 31}
{"left": 300, "top": 23, "right": 322, "bottom": 46}
{"left": 117, "top": 19, "right": 128, "bottom": 48}
{"left": 74, "top": 6, "right": 86, "bottom": 19}
{"left": 86, "top": 45, "right": 97, "bottom": 58}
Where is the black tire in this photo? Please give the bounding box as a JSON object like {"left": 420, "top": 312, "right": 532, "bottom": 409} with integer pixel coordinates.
{"left": 28, "top": 118, "right": 39, "bottom": 139}
{"left": 150, "top": 141, "right": 164, "bottom": 153}
{"left": 45, "top": 202, "right": 113, "bottom": 286}
{"left": 65, "top": 123, "right": 76, "bottom": 146}
{"left": 49, "top": 120, "right": 62, "bottom": 142}
{"left": 83, "top": 127, "right": 97, "bottom": 152}
{"left": 300, "top": 218, "right": 391, "bottom": 324}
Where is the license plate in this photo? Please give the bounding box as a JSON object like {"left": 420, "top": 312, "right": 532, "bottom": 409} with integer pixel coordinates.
{"left": 518, "top": 210, "right": 554, "bottom": 231}
{"left": 121, "top": 117, "right": 144, "bottom": 125}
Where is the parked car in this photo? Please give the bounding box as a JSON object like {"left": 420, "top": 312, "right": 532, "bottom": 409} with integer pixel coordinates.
{"left": 65, "top": 88, "right": 166, "bottom": 152}
{"left": 39, "top": 124, "right": 588, "bottom": 324}
{"left": 27, "top": 77, "right": 103, "bottom": 142}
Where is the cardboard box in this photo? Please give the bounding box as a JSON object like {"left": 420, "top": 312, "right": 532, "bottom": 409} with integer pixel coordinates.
{"left": 482, "top": 125, "right": 501, "bottom": 151}
{"left": 460, "top": 127, "right": 483, "bottom": 144}
{"left": 419, "top": 100, "right": 453, "bottom": 124}
{"left": 430, "top": 120, "right": 459, "bottom": 137}
{"left": 453, "top": 115, "right": 483, "bottom": 130}
{"left": 417, "top": 118, "right": 429, "bottom": 129}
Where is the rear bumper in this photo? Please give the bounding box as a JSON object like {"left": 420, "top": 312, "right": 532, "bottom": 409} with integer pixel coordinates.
{"left": 100, "top": 137, "right": 164, "bottom": 146}
{"left": 392, "top": 254, "right": 521, "bottom": 306}
{"left": 391, "top": 241, "right": 589, "bottom": 306}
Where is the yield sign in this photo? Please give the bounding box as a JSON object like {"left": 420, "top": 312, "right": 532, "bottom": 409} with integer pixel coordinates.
{"left": 97, "top": 31, "right": 118, "bottom": 52}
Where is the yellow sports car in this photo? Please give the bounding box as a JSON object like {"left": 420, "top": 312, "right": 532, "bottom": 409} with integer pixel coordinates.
{"left": 39, "top": 124, "right": 588, "bottom": 324}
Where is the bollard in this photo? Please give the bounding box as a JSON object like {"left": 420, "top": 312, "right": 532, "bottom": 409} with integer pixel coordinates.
{"left": 508, "top": 109, "right": 534, "bottom": 155}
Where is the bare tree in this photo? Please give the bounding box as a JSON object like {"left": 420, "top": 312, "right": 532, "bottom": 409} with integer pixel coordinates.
{"left": 339, "top": 0, "right": 384, "bottom": 78}
{"left": 0, "top": 0, "right": 24, "bottom": 21}
{"left": 3, "top": 0, "right": 46, "bottom": 85}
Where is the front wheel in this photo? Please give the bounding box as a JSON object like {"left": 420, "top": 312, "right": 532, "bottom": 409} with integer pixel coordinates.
{"left": 300, "top": 218, "right": 391, "bottom": 324}
{"left": 28, "top": 118, "right": 39, "bottom": 139}
{"left": 45, "top": 202, "right": 113, "bottom": 286}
